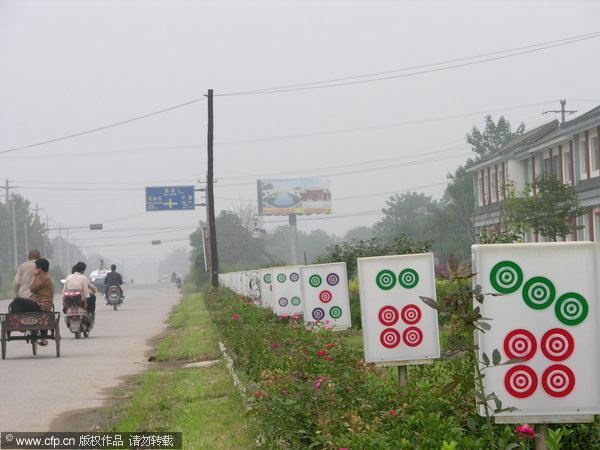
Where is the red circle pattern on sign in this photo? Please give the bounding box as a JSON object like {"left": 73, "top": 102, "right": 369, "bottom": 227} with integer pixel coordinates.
{"left": 542, "top": 364, "right": 576, "bottom": 398}
{"left": 380, "top": 328, "right": 401, "bottom": 348}
{"left": 504, "top": 365, "right": 538, "bottom": 398}
{"left": 319, "top": 290, "right": 333, "bottom": 303}
{"left": 402, "top": 326, "right": 423, "bottom": 347}
{"left": 378, "top": 306, "right": 399, "bottom": 326}
{"left": 401, "top": 304, "right": 422, "bottom": 325}
{"left": 503, "top": 329, "right": 537, "bottom": 361}
{"left": 541, "top": 329, "right": 574, "bottom": 362}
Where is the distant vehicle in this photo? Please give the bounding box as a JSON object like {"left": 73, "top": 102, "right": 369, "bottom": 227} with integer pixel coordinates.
{"left": 159, "top": 275, "right": 170, "bottom": 283}
{"left": 90, "top": 269, "right": 107, "bottom": 291}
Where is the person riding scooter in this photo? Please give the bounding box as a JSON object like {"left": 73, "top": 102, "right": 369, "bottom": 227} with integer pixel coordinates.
{"left": 104, "top": 264, "right": 124, "bottom": 301}
{"left": 63, "top": 261, "right": 97, "bottom": 317}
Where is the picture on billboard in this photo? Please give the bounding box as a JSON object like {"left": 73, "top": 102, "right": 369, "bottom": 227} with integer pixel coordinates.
{"left": 257, "top": 178, "right": 331, "bottom": 215}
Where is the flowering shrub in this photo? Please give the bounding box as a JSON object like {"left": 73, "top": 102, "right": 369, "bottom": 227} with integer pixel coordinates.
{"left": 205, "top": 286, "right": 599, "bottom": 448}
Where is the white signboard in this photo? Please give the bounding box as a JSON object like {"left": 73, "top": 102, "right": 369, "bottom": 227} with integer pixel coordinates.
{"left": 259, "top": 269, "right": 273, "bottom": 309}
{"left": 473, "top": 242, "right": 600, "bottom": 418}
{"left": 299, "top": 262, "right": 351, "bottom": 330}
{"left": 357, "top": 253, "right": 440, "bottom": 364}
{"left": 271, "top": 266, "right": 303, "bottom": 316}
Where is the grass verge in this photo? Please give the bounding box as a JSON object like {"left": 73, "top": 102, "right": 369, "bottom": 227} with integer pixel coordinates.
{"left": 106, "top": 292, "right": 256, "bottom": 449}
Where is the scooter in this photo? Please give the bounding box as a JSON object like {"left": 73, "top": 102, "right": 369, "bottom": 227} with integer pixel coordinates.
{"left": 63, "top": 289, "right": 94, "bottom": 339}
{"left": 105, "top": 285, "right": 124, "bottom": 311}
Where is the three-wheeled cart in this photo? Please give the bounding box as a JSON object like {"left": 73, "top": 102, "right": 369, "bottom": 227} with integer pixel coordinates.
{"left": 0, "top": 311, "right": 61, "bottom": 359}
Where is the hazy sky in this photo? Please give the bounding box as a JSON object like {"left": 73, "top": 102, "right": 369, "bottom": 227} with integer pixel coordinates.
{"left": 1, "top": 0, "right": 599, "bottom": 274}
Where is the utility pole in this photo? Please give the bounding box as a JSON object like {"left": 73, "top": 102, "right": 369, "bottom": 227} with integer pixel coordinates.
{"left": 3, "top": 179, "right": 18, "bottom": 267}
{"left": 11, "top": 200, "right": 18, "bottom": 268}
{"left": 543, "top": 99, "right": 577, "bottom": 124}
{"left": 206, "top": 89, "right": 219, "bottom": 288}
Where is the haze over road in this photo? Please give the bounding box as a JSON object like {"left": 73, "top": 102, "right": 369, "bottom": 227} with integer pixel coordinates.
{"left": 0, "top": 282, "right": 181, "bottom": 432}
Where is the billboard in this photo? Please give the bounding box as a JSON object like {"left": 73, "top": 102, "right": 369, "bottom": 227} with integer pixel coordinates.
{"left": 257, "top": 178, "right": 331, "bottom": 215}
{"left": 473, "top": 242, "right": 600, "bottom": 419}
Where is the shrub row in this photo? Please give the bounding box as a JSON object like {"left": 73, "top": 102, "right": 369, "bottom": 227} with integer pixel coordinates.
{"left": 202, "top": 287, "right": 600, "bottom": 449}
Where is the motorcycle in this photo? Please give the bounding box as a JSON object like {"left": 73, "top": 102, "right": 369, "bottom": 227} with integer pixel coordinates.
{"left": 105, "top": 285, "right": 124, "bottom": 310}
{"left": 63, "top": 289, "right": 94, "bottom": 339}
{"left": 175, "top": 276, "right": 182, "bottom": 289}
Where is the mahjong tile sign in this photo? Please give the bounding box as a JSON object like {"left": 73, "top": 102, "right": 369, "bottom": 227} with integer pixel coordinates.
{"left": 259, "top": 269, "right": 273, "bottom": 309}
{"left": 357, "top": 253, "right": 440, "bottom": 363}
{"left": 473, "top": 242, "right": 600, "bottom": 417}
{"left": 299, "top": 262, "right": 351, "bottom": 330}
{"left": 271, "top": 266, "right": 303, "bottom": 316}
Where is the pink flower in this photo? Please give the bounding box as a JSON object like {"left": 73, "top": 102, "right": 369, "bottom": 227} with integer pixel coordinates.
{"left": 254, "top": 392, "right": 262, "bottom": 398}
{"left": 248, "top": 301, "right": 253, "bottom": 305}
{"left": 306, "top": 327, "right": 312, "bottom": 331}
{"left": 324, "top": 325, "right": 332, "bottom": 330}
{"left": 315, "top": 382, "right": 321, "bottom": 389}
{"left": 292, "top": 326, "right": 299, "bottom": 329}
{"left": 515, "top": 423, "right": 535, "bottom": 439}
{"left": 325, "top": 320, "right": 331, "bottom": 324}
{"left": 327, "top": 344, "right": 334, "bottom": 348}
{"left": 388, "top": 409, "right": 397, "bottom": 416}
{"left": 317, "top": 350, "right": 327, "bottom": 356}
{"left": 271, "top": 343, "right": 280, "bottom": 348}
{"left": 274, "top": 329, "right": 279, "bottom": 333}
{"left": 442, "top": 297, "right": 453, "bottom": 302}
{"left": 324, "top": 356, "right": 333, "bottom": 361}
{"left": 283, "top": 314, "right": 289, "bottom": 318}
{"left": 232, "top": 314, "right": 240, "bottom": 320}
{"left": 346, "top": 387, "right": 353, "bottom": 391}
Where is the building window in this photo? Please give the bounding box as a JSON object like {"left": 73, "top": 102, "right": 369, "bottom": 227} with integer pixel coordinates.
{"left": 591, "top": 135, "right": 599, "bottom": 174}
{"left": 543, "top": 157, "right": 551, "bottom": 175}
{"left": 580, "top": 138, "right": 588, "bottom": 178}
{"left": 563, "top": 151, "right": 572, "bottom": 184}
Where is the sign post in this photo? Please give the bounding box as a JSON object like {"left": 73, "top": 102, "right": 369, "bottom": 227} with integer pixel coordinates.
{"left": 145, "top": 186, "right": 195, "bottom": 211}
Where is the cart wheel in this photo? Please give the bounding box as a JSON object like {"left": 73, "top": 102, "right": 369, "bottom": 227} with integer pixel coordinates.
{"left": 1, "top": 329, "right": 6, "bottom": 360}
{"left": 31, "top": 333, "right": 38, "bottom": 356}
{"left": 113, "top": 304, "right": 118, "bottom": 311}
{"left": 75, "top": 331, "right": 81, "bottom": 339}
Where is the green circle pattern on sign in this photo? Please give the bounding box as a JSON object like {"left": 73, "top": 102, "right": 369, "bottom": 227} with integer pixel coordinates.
{"left": 276, "top": 273, "right": 287, "bottom": 283}
{"left": 522, "top": 276, "right": 556, "bottom": 310}
{"left": 490, "top": 261, "right": 523, "bottom": 294}
{"left": 376, "top": 270, "right": 396, "bottom": 290}
{"left": 329, "top": 306, "right": 342, "bottom": 319}
{"left": 263, "top": 274, "right": 272, "bottom": 283}
{"left": 398, "top": 269, "right": 419, "bottom": 289}
{"left": 291, "top": 296, "right": 301, "bottom": 306}
{"left": 309, "top": 274, "right": 322, "bottom": 288}
{"left": 555, "top": 292, "right": 588, "bottom": 326}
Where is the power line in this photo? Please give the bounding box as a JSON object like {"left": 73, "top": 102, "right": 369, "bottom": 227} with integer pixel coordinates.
{"left": 0, "top": 97, "right": 206, "bottom": 155}
{"left": 0, "top": 100, "right": 556, "bottom": 161}
{"left": 218, "top": 32, "right": 600, "bottom": 96}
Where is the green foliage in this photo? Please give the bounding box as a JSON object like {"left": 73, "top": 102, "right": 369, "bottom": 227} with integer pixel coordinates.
{"left": 315, "top": 235, "right": 431, "bottom": 279}
{"left": 206, "top": 286, "right": 598, "bottom": 448}
{"left": 466, "top": 115, "right": 525, "bottom": 159}
{"left": 504, "top": 175, "right": 588, "bottom": 241}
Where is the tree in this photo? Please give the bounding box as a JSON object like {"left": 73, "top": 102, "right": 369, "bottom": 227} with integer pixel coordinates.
{"left": 343, "top": 226, "right": 374, "bottom": 242}
{"left": 504, "top": 175, "right": 587, "bottom": 241}
{"left": 373, "top": 192, "right": 437, "bottom": 244}
{"left": 466, "top": 115, "right": 525, "bottom": 159}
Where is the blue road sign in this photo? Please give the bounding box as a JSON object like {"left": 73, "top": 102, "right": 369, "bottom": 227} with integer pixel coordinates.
{"left": 145, "top": 186, "right": 195, "bottom": 211}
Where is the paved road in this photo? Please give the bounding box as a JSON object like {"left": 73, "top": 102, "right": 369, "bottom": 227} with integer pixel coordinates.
{"left": 0, "top": 282, "right": 181, "bottom": 432}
